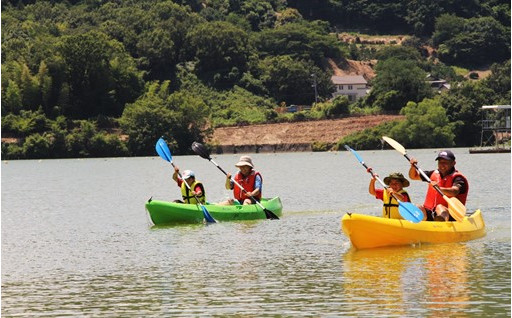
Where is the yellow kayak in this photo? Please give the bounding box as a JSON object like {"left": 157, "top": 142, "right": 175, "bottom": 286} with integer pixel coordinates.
{"left": 341, "top": 210, "right": 485, "bottom": 250}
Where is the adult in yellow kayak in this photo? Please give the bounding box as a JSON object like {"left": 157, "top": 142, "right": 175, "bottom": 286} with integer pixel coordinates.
{"left": 369, "top": 172, "right": 411, "bottom": 220}
{"left": 408, "top": 150, "right": 469, "bottom": 222}
{"left": 172, "top": 167, "right": 206, "bottom": 204}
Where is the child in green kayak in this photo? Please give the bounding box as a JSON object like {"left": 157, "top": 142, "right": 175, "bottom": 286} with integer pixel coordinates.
{"left": 368, "top": 171, "right": 411, "bottom": 219}
{"left": 172, "top": 167, "right": 206, "bottom": 204}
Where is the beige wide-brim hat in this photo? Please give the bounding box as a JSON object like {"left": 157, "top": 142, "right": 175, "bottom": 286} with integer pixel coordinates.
{"left": 383, "top": 172, "right": 410, "bottom": 187}
{"left": 235, "top": 155, "right": 254, "bottom": 168}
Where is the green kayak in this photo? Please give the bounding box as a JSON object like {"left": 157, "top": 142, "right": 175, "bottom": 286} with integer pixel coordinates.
{"left": 145, "top": 197, "right": 283, "bottom": 225}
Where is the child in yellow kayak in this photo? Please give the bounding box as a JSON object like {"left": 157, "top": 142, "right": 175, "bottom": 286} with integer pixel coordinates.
{"left": 368, "top": 171, "right": 411, "bottom": 219}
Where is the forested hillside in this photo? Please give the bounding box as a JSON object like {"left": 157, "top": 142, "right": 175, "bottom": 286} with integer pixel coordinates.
{"left": 1, "top": 0, "right": 510, "bottom": 159}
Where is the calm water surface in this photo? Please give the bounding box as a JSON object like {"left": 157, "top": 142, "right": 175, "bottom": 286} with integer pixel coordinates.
{"left": 2, "top": 149, "right": 510, "bottom": 316}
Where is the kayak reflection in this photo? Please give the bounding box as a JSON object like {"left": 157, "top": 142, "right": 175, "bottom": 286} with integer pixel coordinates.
{"left": 341, "top": 244, "right": 471, "bottom": 317}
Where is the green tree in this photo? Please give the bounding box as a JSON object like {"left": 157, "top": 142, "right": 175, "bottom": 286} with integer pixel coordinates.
{"left": 276, "top": 7, "right": 303, "bottom": 26}
{"left": 312, "top": 95, "right": 350, "bottom": 118}
{"left": 258, "top": 55, "right": 331, "bottom": 105}
{"left": 23, "top": 133, "right": 53, "bottom": 159}
{"left": 135, "top": 2, "right": 200, "bottom": 80}
{"left": 253, "top": 21, "right": 342, "bottom": 67}
{"left": 439, "top": 61, "right": 510, "bottom": 146}
{"left": 2, "top": 80, "right": 23, "bottom": 114}
{"left": 432, "top": 14, "right": 465, "bottom": 46}
{"left": 370, "top": 58, "right": 432, "bottom": 111}
{"left": 59, "top": 31, "right": 143, "bottom": 118}
{"left": 239, "top": 0, "right": 277, "bottom": 31}
{"left": 120, "top": 81, "right": 208, "bottom": 155}
{"left": 436, "top": 16, "right": 510, "bottom": 65}
{"left": 186, "top": 21, "right": 253, "bottom": 88}
{"left": 391, "top": 98, "right": 455, "bottom": 148}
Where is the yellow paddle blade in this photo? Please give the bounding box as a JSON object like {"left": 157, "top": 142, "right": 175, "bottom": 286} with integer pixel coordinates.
{"left": 443, "top": 195, "right": 466, "bottom": 222}
{"left": 382, "top": 136, "right": 406, "bottom": 155}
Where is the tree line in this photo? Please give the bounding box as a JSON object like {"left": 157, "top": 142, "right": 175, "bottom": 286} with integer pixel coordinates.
{"left": 1, "top": 0, "right": 510, "bottom": 159}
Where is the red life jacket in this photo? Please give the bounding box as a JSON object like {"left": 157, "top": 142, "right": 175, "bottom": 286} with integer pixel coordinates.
{"left": 423, "top": 169, "right": 469, "bottom": 210}
{"left": 233, "top": 171, "right": 262, "bottom": 201}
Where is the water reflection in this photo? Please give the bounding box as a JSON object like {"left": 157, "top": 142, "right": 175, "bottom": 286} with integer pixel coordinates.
{"left": 342, "top": 244, "right": 472, "bottom": 316}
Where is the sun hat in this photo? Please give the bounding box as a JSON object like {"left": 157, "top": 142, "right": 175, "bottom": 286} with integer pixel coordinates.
{"left": 383, "top": 172, "right": 410, "bottom": 187}
{"left": 235, "top": 155, "right": 254, "bottom": 168}
{"left": 435, "top": 150, "right": 456, "bottom": 161}
{"left": 182, "top": 170, "right": 195, "bottom": 179}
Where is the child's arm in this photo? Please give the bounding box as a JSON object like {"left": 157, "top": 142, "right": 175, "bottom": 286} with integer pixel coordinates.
{"left": 368, "top": 177, "right": 377, "bottom": 196}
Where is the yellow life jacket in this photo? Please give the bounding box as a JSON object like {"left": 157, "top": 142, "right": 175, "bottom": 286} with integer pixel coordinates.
{"left": 180, "top": 180, "right": 206, "bottom": 204}
{"left": 382, "top": 189, "right": 409, "bottom": 219}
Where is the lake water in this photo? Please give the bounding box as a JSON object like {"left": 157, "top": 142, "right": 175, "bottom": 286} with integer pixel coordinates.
{"left": 2, "top": 149, "right": 510, "bottom": 316}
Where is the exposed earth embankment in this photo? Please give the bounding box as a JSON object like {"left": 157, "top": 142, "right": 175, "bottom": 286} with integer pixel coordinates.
{"left": 209, "top": 115, "right": 403, "bottom": 153}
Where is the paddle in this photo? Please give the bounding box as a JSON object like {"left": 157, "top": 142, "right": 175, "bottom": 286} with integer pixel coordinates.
{"left": 191, "top": 141, "right": 279, "bottom": 220}
{"left": 382, "top": 136, "right": 466, "bottom": 222}
{"left": 155, "top": 138, "right": 216, "bottom": 223}
{"left": 344, "top": 145, "right": 423, "bottom": 223}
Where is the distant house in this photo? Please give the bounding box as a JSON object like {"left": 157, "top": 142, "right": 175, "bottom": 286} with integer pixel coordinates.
{"left": 426, "top": 74, "right": 450, "bottom": 93}
{"left": 331, "top": 75, "right": 368, "bottom": 102}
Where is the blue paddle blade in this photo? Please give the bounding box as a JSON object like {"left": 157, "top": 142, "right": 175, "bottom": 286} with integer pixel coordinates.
{"left": 155, "top": 138, "right": 172, "bottom": 162}
{"left": 345, "top": 145, "right": 364, "bottom": 164}
{"left": 201, "top": 204, "right": 216, "bottom": 223}
{"left": 398, "top": 202, "right": 424, "bottom": 223}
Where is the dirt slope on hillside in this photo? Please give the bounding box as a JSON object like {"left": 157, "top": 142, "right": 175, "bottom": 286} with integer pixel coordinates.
{"left": 328, "top": 58, "right": 377, "bottom": 80}
{"left": 210, "top": 115, "right": 403, "bottom": 147}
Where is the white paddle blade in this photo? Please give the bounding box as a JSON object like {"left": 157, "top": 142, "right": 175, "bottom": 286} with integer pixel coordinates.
{"left": 382, "top": 136, "right": 406, "bottom": 155}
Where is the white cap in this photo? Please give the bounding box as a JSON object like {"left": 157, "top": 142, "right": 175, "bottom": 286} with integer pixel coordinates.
{"left": 182, "top": 170, "right": 195, "bottom": 179}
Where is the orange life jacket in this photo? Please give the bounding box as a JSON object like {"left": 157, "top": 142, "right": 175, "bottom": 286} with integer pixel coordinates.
{"left": 233, "top": 171, "right": 262, "bottom": 201}
{"left": 424, "top": 169, "right": 468, "bottom": 210}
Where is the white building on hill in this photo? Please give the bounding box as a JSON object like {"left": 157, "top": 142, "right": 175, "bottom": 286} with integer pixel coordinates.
{"left": 331, "top": 75, "right": 368, "bottom": 102}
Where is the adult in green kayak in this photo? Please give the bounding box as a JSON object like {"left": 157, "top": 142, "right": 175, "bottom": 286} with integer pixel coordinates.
{"left": 409, "top": 150, "right": 469, "bottom": 222}
{"left": 368, "top": 171, "right": 411, "bottom": 220}
{"left": 172, "top": 167, "right": 206, "bottom": 204}
{"left": 221, "top": 155, "right": 263, "bottom": 205}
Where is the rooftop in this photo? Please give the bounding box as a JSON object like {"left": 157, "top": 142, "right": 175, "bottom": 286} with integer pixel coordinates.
{"left": 331, "top": 75, "right": 367, "bottom": 85}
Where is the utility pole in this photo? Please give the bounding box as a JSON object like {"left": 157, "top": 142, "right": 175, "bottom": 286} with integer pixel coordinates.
{"left": 311, "top": 73, "right": 318, "bottom": 104}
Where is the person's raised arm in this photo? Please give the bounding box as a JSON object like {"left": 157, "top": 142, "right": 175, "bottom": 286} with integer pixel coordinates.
{"left": 408, "top": 158, "right": 421, "bottom": 180}
{"left": 368, "top": 176, "right": 377, "bottom": 196}
{"left": 172, "top": 166, "right": 180, "bottom": 183}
